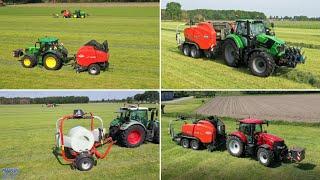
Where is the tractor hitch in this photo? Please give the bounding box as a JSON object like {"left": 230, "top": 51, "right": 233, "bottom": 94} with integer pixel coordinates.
{"left": 281, "top": 47, "right": 306, "bottom": 68}
{"left": 287, "top": 147, "right": 305, "bottom": 162}
{"left": 12, "top": 49, "right": 24, "bottom": 58}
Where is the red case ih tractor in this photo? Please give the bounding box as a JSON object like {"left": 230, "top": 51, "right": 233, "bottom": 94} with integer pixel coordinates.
{"left": 170, "top": 116, "right": 226, "bottom": 151}
{"left": 226, "top": 118, "right": 305, "bottom": 167}
{"left": 53, "top": 110, "right": 115, "bottom": 171}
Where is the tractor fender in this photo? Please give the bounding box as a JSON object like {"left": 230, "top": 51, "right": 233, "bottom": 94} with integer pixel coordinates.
{"left": 225, "top": 34, "right": 244, "bottom": 49}
{"left": 119, "top": 121, "right": 146, "bottom": 131}
{"left": 230, "top": 131, "right": 247, "bottom": 143}
{"left": 42, "top": 50, "right": 64, "bottom": 62}
{"left": 247, "top": 48, "right": 265, "bottom": 58}
{"left": 183, "top": 41, "right": 200, "bottom": 49}
{"left": 259, "top": 144, "right": 272, "bottom": 150}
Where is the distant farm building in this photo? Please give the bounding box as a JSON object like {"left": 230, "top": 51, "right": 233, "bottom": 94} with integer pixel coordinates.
{"left": 161, "top": 91, "right": 174, "bottom": 101}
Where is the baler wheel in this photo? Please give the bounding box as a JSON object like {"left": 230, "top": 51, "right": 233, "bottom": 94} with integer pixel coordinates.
{"left": 43, "top": 54, "right": 62, "bottom": 70}
{"left": 248, "top": 51, "right": 275, "bottom": 77}
{"left": 190, "top": 139, "right": 200, "bottom": 150}
{"left": 183, "top": 44, "right": 191, "bottom": 56}
{"left": 181, "top": 138, "right": 190, "bottom": 148}
{"left": 21, "top": 55, "right": 36, "bottom": 68}
{"left": 119, "top": 125, "right": 145, "bottom": 148}
{"left": 190, "top": 46, "right": 200, "bottom": 58}
{"left": 257, "top": 148, "right": 274, "bottom": 167}
{"left": 227, "top": 136, "right": 244, "bottom": 157}
{"left": 88, "top": 64, "right": 100, "bottom": 75}
{"left": 223, "top": 39, "right": 240, "bottom": 67}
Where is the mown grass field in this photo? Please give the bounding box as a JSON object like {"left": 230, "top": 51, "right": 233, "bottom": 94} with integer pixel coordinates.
{"left": 0, "top": 4, "right": 159, "bottom": 89}
{"left": 161, "top": 97, "right": 320, "bottom": 179}
{"left": 161, "top": 21, "right": 320, "bottom": 89}
{"left": 0, "top": 103, "right": 159, "bottom": 179}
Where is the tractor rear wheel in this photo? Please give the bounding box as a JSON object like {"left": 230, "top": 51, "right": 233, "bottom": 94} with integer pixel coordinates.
{"left": 190, "top": 139, "right": 200, "bottom": 150}
{"left": 88, "top": 64, "right": 100, "bottom": 75}
{"left": 223, "top": 39, "right": 240, "bottom": 67}
{"left": 75, "top": 156, "right": 94, "bottom": 171}
{"left": 181, "top": 138, "right": 190, "bottom": 148}
{"left": 182, "top": 44, "right": 191, "bottom": 56}
{"left": 190, "top": 46, "right": 200, "bottom": 58}
{"left": 119, "top": 125, "right": 145, "bottom": 148}
{"left": 248, "top": 51, "right": 275, "bottom": 77}
{"left": 21, "top": 55, "right": 37, "bottom": 68}
{"left": 257, "top": 148, "right": 274, "bottom": 167}
{"left": 43, "top": 54, "right": 62, "bottom": 70}
{"left": 227, "top": 136, "right": 244, "bottom": 157}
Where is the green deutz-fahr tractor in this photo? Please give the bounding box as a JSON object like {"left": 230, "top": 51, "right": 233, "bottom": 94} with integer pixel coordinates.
{"left": 223, "top": 19, "right": 305, "bottom": 77}
{"left": 13, "top": 37, "right": 69, "bottom": 70}
{"left": 108, "top": 105, "right": 159, "bottom": 148}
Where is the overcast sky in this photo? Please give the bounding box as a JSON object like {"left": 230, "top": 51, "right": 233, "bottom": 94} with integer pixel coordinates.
{"left": 0, "top": 91, "right": 144, "bottom": 101}
{"left": 161, "top": 0, "right": 319, "bottom": 17}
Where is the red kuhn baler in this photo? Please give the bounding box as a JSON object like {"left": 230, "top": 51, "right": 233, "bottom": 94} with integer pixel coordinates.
{"left": 53, "top": 109, "right": 115, "bottom": 171}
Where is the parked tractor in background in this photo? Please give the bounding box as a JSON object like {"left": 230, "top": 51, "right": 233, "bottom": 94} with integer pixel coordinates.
{"left": 176, "top": 19, "right": 305, "bottom": 77}
{"left": 13, "top": 37, "right": 110, "bottom": 75}
{"left": 226, "top": 118, "right": 305, "bottom": 167}
{"left": 60, "top": 9, "right": 88, "bottom": 18}
{"left": 109, "top": 105, "right": 159, "bottom": 148}
{"left": 170, "top": 116, "right": 226, "bottom": 151}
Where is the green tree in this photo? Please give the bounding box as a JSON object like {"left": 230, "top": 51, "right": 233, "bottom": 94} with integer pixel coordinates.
{"left": 165, "top": 2, "right": 181, "bottom": 20}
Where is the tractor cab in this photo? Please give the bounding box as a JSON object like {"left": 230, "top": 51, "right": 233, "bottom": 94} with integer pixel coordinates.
{"left": 37, "top": 37, "right": 59, "bottom": 51}
{"left": 237, "top": 118, "right": 267, "bottom": 144}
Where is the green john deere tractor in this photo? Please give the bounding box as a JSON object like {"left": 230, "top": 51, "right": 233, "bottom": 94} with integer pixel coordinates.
{"left": 13, "top": 37, "right": 70, "bottom": 70}
{"left": 223, "top": 19, "right": 305, "bottom": 77}
{"left": 109, "top": 105, "right": 159, "bottom": 148}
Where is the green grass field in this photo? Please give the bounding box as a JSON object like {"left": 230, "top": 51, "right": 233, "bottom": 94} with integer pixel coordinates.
{"left": 0, "top": 4, "right": 159, "bottom": 89}
{"left": 161, "top": 21, "right": 320, "bottom": 89}
{"left": 0, "top": 103, "right": 159, "bottom": 179}
{"left": 161, "top": 97, "right": 320, "bottom": 179}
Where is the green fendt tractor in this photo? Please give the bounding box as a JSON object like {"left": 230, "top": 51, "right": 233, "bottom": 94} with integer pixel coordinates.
{"left": 13, "top": 37, "right": 69, "bottom": 70}
{"left": 109, "top": 105, "right": 159, "bottom": 148}
{"left": 223, "top": 19, "right": 305, "bottom": 77}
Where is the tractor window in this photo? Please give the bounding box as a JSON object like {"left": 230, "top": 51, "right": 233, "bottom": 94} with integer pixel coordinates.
{"left": 250, "top": 22, "right": 266, "bottom": 36}
{"left": 254, "top": 124, "right": 263, "bottom": 133}
{"left": 239, "top": 123, "right": 251, "bottom": 135}
{"left": 236, "top": 22, "right": 247, "bottom": 36}
{"left": 130, "top": 110, "right": 147, "bottom": 122}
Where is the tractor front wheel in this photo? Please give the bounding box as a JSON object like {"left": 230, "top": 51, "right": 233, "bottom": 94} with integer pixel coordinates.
{"left": 227, "top": 136, "right": 244, "bottom": 157}
{"left": 257, "top": 148, "right": 274, "bottom": 167}
{"left": 248, "top": 51, "right": 275, "bottom": 77}
{"left": 21, "top": 55, "right": 37, "bottom": 68}
{"left": 152, "top": 125, "right": 159, "bottom": 144}
{"left": 43, "top": 54, "right": 62, "bottom": 70}
{"left": 119, "top": 125, "right": 145, "bottom": 148}
{"left": 88, "top": 64, "right": 101, "bottom": 75}
{"left": 223, "top": 39, "right": 240, "bottom": 67}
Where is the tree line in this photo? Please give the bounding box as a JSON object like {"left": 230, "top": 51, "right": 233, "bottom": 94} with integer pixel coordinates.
{"left": 92, "top": 91, "right": 159, "bottom": 103}
{"left": 3, "top": 0, "right": 158, "bottom": 4}
{"left": 270, "top": 16, "right": 320, "bottom": 21}
{"left": 162, "top": 2, "right": 266, "bottom": 21}
{"left": 0, "top": 96, "right": 89, "bottom": 104}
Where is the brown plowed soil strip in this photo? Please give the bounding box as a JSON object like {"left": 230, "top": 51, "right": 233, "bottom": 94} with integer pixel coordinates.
{"left": 196, "top": 94, "right": 320, "bottom": 122}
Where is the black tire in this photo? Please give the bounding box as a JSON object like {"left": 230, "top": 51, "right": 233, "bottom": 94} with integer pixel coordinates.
{"left": 181, "top": 138, "right": 190, "bottom": 148}
{"left": 226, "top": 136, "right": 244, "bottom": 157}
{"left": 21, "top": 55, "right": 37, "bottom": 68}
{"left": 182, "top": 44, "right": 191, "bottom": 56}
{"left": 190, "top": 139, "right": 200, "bottom": 150}
{"left": 43, "top": 54, "right": 62, "bottom": 70}
{"left": 223, "top": 39, "right": 240, "bottom": 67}
{"left": 88, "top": 64, "right": 100, "bottom": 75}
{"left": 108, "top": 126, "right": 119, "bottom": 141}
{"left": 190, "top": 46, "right": 200, "bottom": 58}
{"left": 248, "top": 51, "right": 275, "bottom": 77}
{"left": 152, "top": 125, "right": 159, "bottom": 144}
{"left": 257, "top": 148, "right": 274, "bottom": 167}
{"left": 75, "top": 156, "right": 94, "bottom": 171}
{"left": 118, "top": 125, "right": 145, "bottom": 148}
